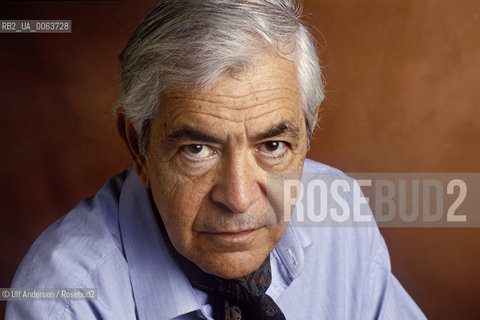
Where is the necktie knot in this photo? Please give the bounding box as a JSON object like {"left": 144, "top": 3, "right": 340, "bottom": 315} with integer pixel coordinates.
{"left": 214, "top": 256, "right": 286, "bottom": 320}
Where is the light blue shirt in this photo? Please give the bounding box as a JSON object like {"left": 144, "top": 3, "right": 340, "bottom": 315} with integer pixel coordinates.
{"left": 6, "top": 159, "right": 425, "bottom": 319}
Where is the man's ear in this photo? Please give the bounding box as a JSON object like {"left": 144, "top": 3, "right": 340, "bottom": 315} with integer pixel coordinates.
{"left": 313, "top": 105, "right": 321, "bottom": 128}
{"left": 116, "top": 109, "right": 151, "bottom": 188}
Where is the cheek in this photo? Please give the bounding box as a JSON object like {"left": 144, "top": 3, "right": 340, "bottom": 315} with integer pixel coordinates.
{"left": 148, "top": 164, "right": 216, "bottom": 246}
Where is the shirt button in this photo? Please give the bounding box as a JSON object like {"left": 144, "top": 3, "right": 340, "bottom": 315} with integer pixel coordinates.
{"left": 287, "top": 248, "right": 298, "bottom": 265}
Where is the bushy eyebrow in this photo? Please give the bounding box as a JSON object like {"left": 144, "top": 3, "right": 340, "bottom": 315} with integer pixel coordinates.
{"left": 167, "top": 121, "right": 300, "bottom": 144}
{"left": 252, "top": 121, "right": 300, "bottom": 141}
{"left": 167, "top": 125, "right": 222, "bottom": 144}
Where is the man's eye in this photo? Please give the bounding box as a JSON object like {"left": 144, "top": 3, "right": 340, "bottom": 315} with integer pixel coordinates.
{"left": 257, "top": 141, "right": 289, "bottom": 158}
{"left": 181, "top": 144, "right": 216, "bottom": 160}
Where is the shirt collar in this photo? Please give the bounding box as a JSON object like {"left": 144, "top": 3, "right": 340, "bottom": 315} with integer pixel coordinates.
{"left": 119, "top": 169, "right": 202, "bottom": 320}
{"left": 273, "top": 213, "right": 312, "bottom": 284}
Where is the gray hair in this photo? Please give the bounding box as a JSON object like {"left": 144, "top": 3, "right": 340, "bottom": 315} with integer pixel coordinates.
{"left": 113, "top": 0, "right": 324, "bottom": 153}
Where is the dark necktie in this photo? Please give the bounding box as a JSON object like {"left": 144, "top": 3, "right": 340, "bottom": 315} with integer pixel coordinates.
{"left": 182, "top": 255, "right": 286, "bottom": 320}
{"left": 212, "top": 256, "right": 286, "bottom": 320}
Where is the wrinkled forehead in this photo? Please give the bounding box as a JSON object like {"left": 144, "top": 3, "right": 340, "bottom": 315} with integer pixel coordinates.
{"left": 166, "top": 55, "right": 301, "bottom": 117}
{"left": 169, "top": 53, "right": 299, "bottom": 104}
{"left": 152, "top": 54, "right": 306, "bottom": 142}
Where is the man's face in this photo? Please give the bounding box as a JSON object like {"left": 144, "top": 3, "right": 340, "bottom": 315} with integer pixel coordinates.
{"left": 140, "top": 54, "right": 308, "bottom": 279}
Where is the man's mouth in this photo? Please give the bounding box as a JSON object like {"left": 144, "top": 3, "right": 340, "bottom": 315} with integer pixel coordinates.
{"left": 202, "top": 227, "right": 263, "bottom": 246}
{"left": 210, "top": 227, "right": 259, "bottom": 236}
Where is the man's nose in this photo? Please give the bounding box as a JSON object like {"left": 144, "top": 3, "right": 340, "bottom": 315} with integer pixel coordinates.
{"left": 210, "top": 153, "right": 263, "bottom": 214}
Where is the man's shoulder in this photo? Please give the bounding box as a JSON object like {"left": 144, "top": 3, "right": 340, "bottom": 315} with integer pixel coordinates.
{"left": 286, "top": 160, "right": 425, "bottom": 319}
{"left": 11, "top": 168, "right": 132, "bottom": 289}
{"left": 7, "top": 168, "right": 137, "bottom": 319}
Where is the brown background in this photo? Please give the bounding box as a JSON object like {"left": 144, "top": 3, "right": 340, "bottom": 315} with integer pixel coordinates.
{"left": 0, "top": 1, "right": 479, "bottom": 318}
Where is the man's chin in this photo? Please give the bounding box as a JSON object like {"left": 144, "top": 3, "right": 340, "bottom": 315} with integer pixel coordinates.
{"left": 195, "top": 250, "right": 269, "bottom": 279}
{"left": 181, "top": 227, "right": 287, "bottom": 278}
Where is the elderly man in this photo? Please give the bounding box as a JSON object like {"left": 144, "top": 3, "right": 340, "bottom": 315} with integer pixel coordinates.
{"left": 7, "top": 1, "right": 425, "bottom": 319}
